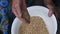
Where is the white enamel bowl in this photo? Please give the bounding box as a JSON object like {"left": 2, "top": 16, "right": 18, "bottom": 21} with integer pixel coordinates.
{"left": 11, "top": 6, "right": 57, "bottom": 34}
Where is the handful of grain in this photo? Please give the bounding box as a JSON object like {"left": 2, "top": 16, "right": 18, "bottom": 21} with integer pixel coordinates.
{"left": 19, "top": 16, "right": 49, "bottom": 34}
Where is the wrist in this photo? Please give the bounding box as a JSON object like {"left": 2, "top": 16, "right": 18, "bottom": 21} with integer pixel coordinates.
{"left": 46, "top": 5, "right": 54, "bottom": 9}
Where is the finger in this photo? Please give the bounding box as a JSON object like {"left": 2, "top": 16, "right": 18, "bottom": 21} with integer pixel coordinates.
{"left": 12, "top": 7, "right": 19, "bottom": 17}
{"left": 13, "top": 0, "right": 22, "bottom": 17}
{"left": 54, "top": 11, "right": 60, "bottom": 19}
{"left": 22, "top": 0, "right": 30, "bottom": 23}
{"left": 21, "top": 0, "right": 28, "bottom": 12}
{"left": 22, "top": 0, "right": 30, "bottom": 18}
{"left": 12, "top": 0, "right": 19, "bottom": 17}
{"left": 48, "top": 10, "right": 53, "bottom": 17}
{"left": 15, "top": 4, "right": 22, "bottom": 17}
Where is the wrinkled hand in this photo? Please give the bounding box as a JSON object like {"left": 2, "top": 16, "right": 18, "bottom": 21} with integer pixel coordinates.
{"left": 48, "top": 7, "right": 60, "bottom": 19}
{"left": 12, "top": 0, "right": 30, "bottom": 23}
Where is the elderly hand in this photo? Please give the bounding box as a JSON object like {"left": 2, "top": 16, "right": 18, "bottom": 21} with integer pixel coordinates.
{"left": 48, "top": 5, "right": 60, "bottom": 19}
{"left": 12, "top": 0, "right": 30, "bottom": 23}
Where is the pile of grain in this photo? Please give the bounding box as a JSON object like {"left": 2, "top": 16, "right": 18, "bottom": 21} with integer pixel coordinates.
{"left": 19, "top": 16, "right": 49, "bottom": 34}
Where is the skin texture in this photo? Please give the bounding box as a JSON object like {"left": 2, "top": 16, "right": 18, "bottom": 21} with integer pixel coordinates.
{"left": 44, "top": 0, "right": 55, "bottom": 17}
{"left": 12, "top": 0, "right": 30, "bottom": 23}
{"left": 44, "top": 0, "right": 60, "bottom": 19}
{"left": 12, "top": 0, "right": 58, "bottom": 23}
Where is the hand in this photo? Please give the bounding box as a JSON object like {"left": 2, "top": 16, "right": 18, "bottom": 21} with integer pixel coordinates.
{"left": 44, "top": 0, "right": 60, "bottom": 20}
{"left": 12, "top": 0, "right": 30, "bottom": 23}
{"left": 48, "top": 7, "right": 60, "bottom": 19}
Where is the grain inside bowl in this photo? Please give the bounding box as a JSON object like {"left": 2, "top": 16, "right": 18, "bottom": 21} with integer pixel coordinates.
{"left": 19, "top": 16, "right": 49, "bottom": 34}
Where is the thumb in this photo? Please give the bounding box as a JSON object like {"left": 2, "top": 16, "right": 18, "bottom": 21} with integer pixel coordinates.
{"left": 48, "top": 9, "right": 53, "bottom": 17}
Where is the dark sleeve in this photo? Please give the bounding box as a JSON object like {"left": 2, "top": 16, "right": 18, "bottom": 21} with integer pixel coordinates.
{"left": 53, "top": 0, "right": 60, "bottom": 7}
{"left": 32, "top": 0, "right": 44, "bottom": 6}
{"left": 25, "top": 0, "right": 34, "bottom": 7}
{"left": 25, "top": 0, "right": 45, "bottom": 7}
